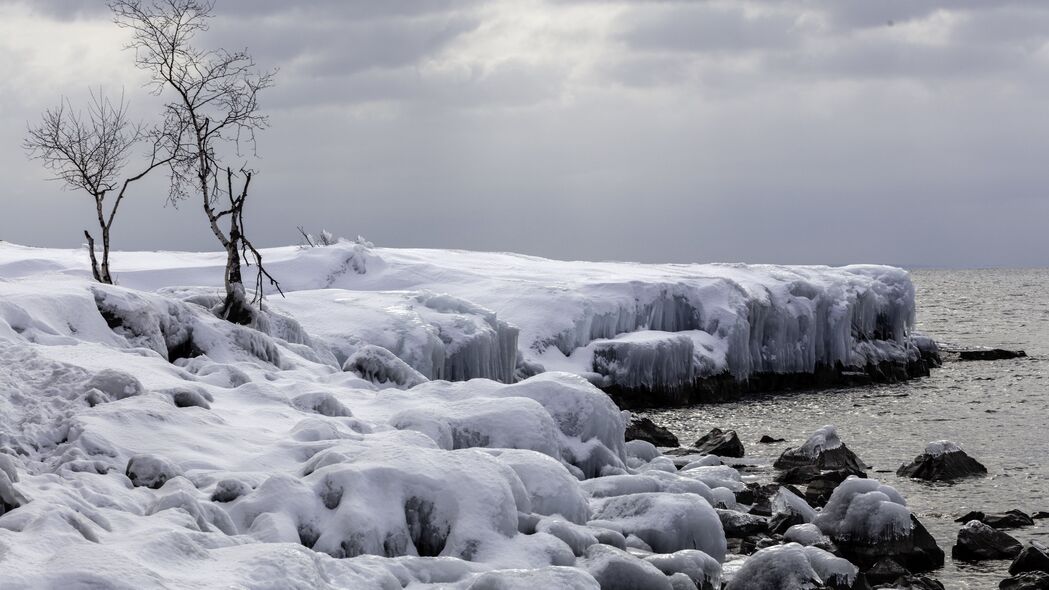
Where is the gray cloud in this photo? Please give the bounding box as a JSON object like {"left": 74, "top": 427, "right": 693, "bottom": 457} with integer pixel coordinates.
{"left": 1, "top": 0, "right": 1047, "bottom": 268}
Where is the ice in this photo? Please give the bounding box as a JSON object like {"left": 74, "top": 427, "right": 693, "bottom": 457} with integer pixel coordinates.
{"left": 783, "top": 523, "right": 832, "bottom": 547}
{"left": 343, "top": 345, "right": 428, "bottom": 388}
{"left": 924, "top": 440, "right": 963, "bottom": 456}
{"left": 578, "top": 544, "right": 675, "bottom": 590}
{"left": 589, "top": 492, "right": 727, "bottom": 561}
{"left": 794, "top": 424, "right": 842, "bottom": 457}
{"left": 814, "top": 477, "right": 912, "bottom": 543}
{"left": 724, "top": 543, "right": 855, "bottom": 590}
{"left": 643, "top": 550, "right": 722, "bottom": 590}
{"left": 773, "top": 488, "right": 818, "bottom": 523}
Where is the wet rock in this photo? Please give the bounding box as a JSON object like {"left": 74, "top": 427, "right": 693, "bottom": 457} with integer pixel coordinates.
{"left": 759, "top": 434, "right": 786, "bottom": 444}
{"left": 879, "top": 575, "right": 946, "bottom": 590}
{"left": 865, "top": 558, "right": 909, "bottom": 586}
{"left": 692, "top": 428, "right": 744, "bottom": 458}
{"left": 834, "top": 515, "right": 944, "bottom": 573}
{"left": 958, "top": 348, "right": 1026, "bottom": 361}
{"left": 774, "top": 425, "right": 867, "bottom": 473}
{"left": 1000, "top": 572, "right": 1049, "bottom": 590}
{"left": 1033, "top": 512, "right": 1049, "bottom": 520}
{"left": 625, "top": 416, "right": 679, "bottom": 447}
{"left": 776, "top": 465, "right": 821, "bottom": 484}
{"left": 716, "top": 509, "right": 768, "bottom": 538}
{"left": 952, "top": 520, "right": 1023, "bottom": 561}
{"left": 897, "top": 441, "right": 987, "bottom": 481}
{"left": 984, "top": 510, "right": 1036, "bottom": 530}
{"left": 1009, "top": 542, "right": 1049, "bottom": 576}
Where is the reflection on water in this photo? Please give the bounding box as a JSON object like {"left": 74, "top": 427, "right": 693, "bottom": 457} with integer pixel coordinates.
{"left": 645, "top": 268, "right": 1049, "bottom": 588}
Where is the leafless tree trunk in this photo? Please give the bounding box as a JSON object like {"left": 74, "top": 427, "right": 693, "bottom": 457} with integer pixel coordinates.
{"left": 24, "top": 91, "right": 168, "bottom": 284}
{"left": 111, "top": 0, "right": 281, "bottom": 323}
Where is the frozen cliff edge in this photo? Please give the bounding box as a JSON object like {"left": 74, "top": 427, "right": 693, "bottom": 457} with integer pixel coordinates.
{"left": 0, "top": 241, "right": 940, "bottom": 407}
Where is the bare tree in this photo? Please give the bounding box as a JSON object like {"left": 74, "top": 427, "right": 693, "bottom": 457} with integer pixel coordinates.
{"left": 110, "top": 0, "right": 281, "bottom": 324}
{"left": 24, "top": 91, "right": 168, "bottom": 284}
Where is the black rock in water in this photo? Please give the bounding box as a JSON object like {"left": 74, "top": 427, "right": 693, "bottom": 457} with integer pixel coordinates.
{"left": 693, "top": 428, "right": 745, "bottom": 458}
{"left": 773, "top": 426, "right": 867, "bottom": 473}
{"left": 1000, "top": 572, "right": 1049, "bottom": 590}
{"left": 897, "top": 442, "right": 987, "bottom": 481}
{"left": 1033, "top": 512, "right": 1049, "bottom": 520}
{"left": 866, "top": 558, "right": 909, "bottom": 586}
{"left": 952, "top": 521, "right": 1023, "bottom": 561}
{"left": 1010, "top": 543, "right": 1049, "bottom": 576}
{"left": 624, "top": 416, "right": 679, "bottom": 447}
{"left": 985, "top": 510, "right": 1036, "bottom": 530}
{"left": 883, "top": 575, "right": 947, "bottom": 590}
{"left": 775, "top": 465, "right": 820, "bottom": 484}
{"left": 958, "top": 348, "right": 1027, "bottom": 361}
{"left": 759, "top": 435, "right": 786, "bottom": 444}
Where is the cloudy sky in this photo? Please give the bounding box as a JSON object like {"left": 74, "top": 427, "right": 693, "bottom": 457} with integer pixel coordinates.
{"left": 1, "top": 0, "right": 1047, "bottom": 267}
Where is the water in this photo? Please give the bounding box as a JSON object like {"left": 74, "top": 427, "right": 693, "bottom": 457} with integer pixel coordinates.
{"left": 646, "top": 268, "right": 1049, "bottom": 589}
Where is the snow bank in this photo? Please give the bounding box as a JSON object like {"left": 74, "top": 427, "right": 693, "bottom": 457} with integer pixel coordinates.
{"left": 0, "top": 242, "right": 925, "bottom": 400}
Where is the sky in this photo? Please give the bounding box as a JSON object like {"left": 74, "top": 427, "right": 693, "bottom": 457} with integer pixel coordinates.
{"left": 1, "top": 0, "right": 1047, "bottom": 267}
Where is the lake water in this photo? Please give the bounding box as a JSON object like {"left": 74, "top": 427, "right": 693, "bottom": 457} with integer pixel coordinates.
{"left": 645, "top": 268, "right": 1049, "bottom": 588}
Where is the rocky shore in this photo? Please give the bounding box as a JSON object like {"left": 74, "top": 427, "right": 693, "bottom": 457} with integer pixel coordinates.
{"left": 627, "top": 420, "right": 1048, "bottom": 589}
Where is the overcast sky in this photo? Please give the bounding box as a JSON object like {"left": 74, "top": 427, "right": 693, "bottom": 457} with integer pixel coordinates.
{"left": 1, "top": 0, "right": 1047, "bottom": 267}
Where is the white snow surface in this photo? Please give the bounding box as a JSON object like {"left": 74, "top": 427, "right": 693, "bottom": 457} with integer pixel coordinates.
{"left": 0, "top": 241, "right": 922, "bottom": 389}
{"left": 0, "top": 241, "right": 923, "bottom": 588}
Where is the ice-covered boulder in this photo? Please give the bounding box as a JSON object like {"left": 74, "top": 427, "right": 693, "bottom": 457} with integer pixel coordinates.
{"left": 484, "top": 449, "right": 590, "bottom": 524}
{"left": 725, "top": 543, "right": 858, "bottom": 590}
{"left": 692, "top": 428, "right": 744, "bottom": 458}
{"left": 814, "top": 477, "right": 943, "bottom": 571}
{"left": 897, "top": 441, "right": 987, "bottom": 481}
{"left": 774, "top": 425, "right": 866, "bottom": 473}
{"left": 343, "top": 344, "right": 428, "bottom": 388}
{"left": 125, "top": 454, "right": 183, "bottom": 489}
{"left": 589, "top": 492, "right": 727, "bottom": 560}
{"left": 952, "top": 520, "right": 1023, "bottom": 561}
{"left": 578, "top": 544, "right": 674, "bottom": 590}
{"left": 643, "top": 550, "right": 721, "bottom": 590}
{"left": 462, "top": 566, "right": 601, "bottom": 590}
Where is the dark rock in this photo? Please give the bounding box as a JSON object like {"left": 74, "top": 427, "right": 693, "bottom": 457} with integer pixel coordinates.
{"left": 1010, "top": 543, "right": 1049, "bottom": 576}
{"left": 984, "top": 510, "right": 1036, "bottom": 530}
{"left": 741, "top": 483, "right": 780, "bottom": 516}
{"left": 759, "top": 435, "right": 786, "bottom": 444}
{"left": 624, "top": 417, "right": 679, "bottom": 447}
{"left": 717, "top": 509, "right": 768, "bottom": 538}
{"left": 693, "top": 428, "right": 744, "bottom": 458}
{"left": 956, "top": 510, "right": 985, "bottom": 524}
{"left": 774, "top": 426, "right": 867, "bottom": 473}
{"left": 952, "top": 520, "right": 1023, "bottom": 561}
{"left": 865, "top": 558, "right": 909, "bottom": 586}
{"left": 768, "top": 510, "right": 806, "bottom": 535}
{"left": 1033, "top": 512, "right": 1049, "bottom": 520}
{"left": 879, "top": 575, "right": 946, "bottom": 590}
{"left": 775, "top": 465, "right": 820, "bottom": 484}
{"left": 958, "top": 349, "right": 1027, "bottom": 361}
{"left": 1000, "top": 572, "right": 1049, "bottom": 590}
{"left": 897, "top": 442, "right": 987, "bottom": 481}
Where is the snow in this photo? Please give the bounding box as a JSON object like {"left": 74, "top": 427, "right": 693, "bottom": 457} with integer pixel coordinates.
{"left": 0, "top": 241, "right": 928, "bottom": 587}
{"left": 814, "top": 477, "right": 913, "bottom": 543}
{"left": 724, "top": 543, "right": 856, "bottom": 590}
{"left": 924, "top": 440, "right": 963, "bottom": 456}
{"left": 0, "top": 241, "right": 922, "bottom": 392}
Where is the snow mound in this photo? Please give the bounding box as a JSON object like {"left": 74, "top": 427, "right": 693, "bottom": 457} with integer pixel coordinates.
{"left": 589, "top": 492, "right": 727, "bottom": 561}
{"left": 725, "top": 543, "right": 856, "bottom": 590}
{"left": 814, "top": 477, "right": 912, "bottom": 543}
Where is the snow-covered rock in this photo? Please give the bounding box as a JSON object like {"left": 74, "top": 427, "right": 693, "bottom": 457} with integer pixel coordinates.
{"left": 774, "top": 425, "right": 866, "bottom": 473}
{"left": 725, "top": 543, "right": 858, "bottom": 590}
{"left": 897, "top": 440, "right": 987, "bottom": 481}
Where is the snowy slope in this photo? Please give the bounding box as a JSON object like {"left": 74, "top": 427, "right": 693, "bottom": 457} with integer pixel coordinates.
{"left": 0, "top": 241, "right": 924, "bottom": 396}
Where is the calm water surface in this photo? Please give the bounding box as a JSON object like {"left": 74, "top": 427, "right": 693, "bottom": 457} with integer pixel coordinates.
{"left": 646, "top": 268, "right": 1049, "bottom": 589}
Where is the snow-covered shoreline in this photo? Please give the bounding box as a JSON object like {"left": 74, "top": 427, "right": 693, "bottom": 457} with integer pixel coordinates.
{"left": 0, "top": 241, "right": 937, "bottom": 406}
{"left": 0, "top": 241, "right": 942, "bottom": 588}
